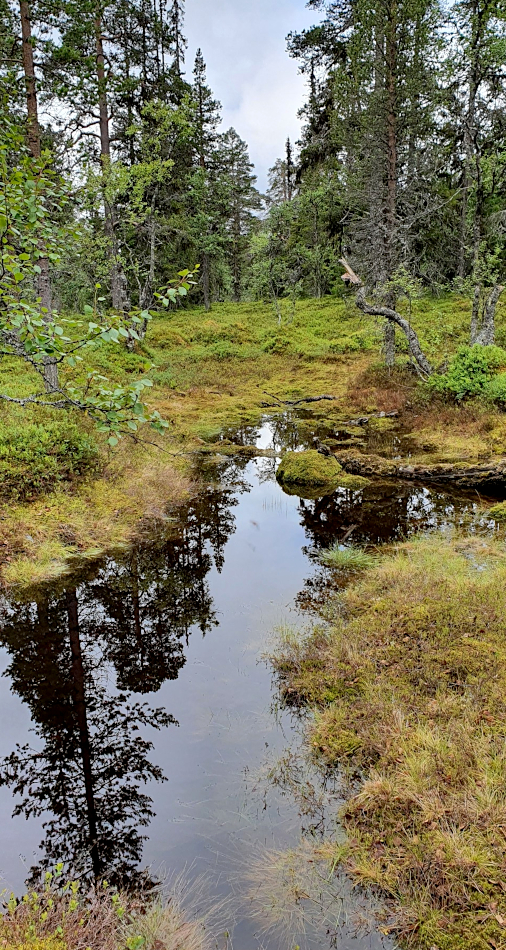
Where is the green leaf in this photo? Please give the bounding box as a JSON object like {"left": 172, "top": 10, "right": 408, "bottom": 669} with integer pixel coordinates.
{"left": 108, "top": 436, "right": 119, "bottom": 447}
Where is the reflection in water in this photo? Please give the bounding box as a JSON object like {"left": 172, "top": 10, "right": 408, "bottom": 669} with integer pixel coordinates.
{"left": 0, "top": 482, "right": 239, "bottom": 885}
{"left": 0, "top": 415, "right": 499, "bottom": 947}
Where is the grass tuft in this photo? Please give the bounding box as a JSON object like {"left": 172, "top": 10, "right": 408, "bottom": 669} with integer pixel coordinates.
{"left": 319, "top": 544, "right": 378, "bottom": 571}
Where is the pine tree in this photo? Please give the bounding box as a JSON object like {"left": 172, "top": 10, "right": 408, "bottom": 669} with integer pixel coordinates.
{"left": 168, "top": 0, "right": 187, "bottom": 77}
{"left": 191, "top": 49, "right": 222, "bottom": 309}
{"left": 218, "top": 129, "right": 261, "bottom": 301}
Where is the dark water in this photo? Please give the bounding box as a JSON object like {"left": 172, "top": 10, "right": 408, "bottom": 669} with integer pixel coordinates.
{"left": 0, "top": 417, "right": 499, "bottom": 948}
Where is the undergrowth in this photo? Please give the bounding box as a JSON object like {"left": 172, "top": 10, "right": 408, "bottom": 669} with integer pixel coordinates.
{"left": 0, "top": 422, "right": 100, "bottom": 501}
{"left": 0, "top": 868, "right": 212, "bottom": 950}
{"left": 272, "top": 533, "right": 506, "bottom": 949}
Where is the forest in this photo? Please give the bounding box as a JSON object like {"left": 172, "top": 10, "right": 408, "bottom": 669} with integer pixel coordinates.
{"left": 2, "top": 1, "right": 506, "bottom": 950}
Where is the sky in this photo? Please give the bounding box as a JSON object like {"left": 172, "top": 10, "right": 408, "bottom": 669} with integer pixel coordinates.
{"left": 184, "top": 0, "right": 317, "bottom": 193}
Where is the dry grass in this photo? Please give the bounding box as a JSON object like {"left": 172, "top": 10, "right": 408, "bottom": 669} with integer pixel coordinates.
{"left": 0, "top": 445, "right": 191, "bottom": 587}
{"left": 272, "top": 533, "right": 506, "bottom": 949}
{"left": 0, "top": 873, "right": 217, "bottom": 950}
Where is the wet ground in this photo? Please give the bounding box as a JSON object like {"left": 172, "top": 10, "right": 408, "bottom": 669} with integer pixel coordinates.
{"left": 0, "top": 414, "right": 501, "bottom": 949}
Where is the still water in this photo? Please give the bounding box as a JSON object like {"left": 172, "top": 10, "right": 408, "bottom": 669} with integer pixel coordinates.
{"left": 0, "top": 417, "right": 496, "bottom": 948}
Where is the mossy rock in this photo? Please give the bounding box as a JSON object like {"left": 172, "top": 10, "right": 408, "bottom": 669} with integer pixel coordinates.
{"left": 489, "top": 502, "right": 506, "bottom": 522}
{"left": 277, "top": 450, "right": 343, "bottom": 488}
{"left": 338, "top": 473, "right": 371, "bottom": 491}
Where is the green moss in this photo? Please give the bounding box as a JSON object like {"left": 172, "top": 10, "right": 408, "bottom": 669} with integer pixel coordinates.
{"left": 489, "top": 501, "right": 506, "bottom": 522}
{"left": 276, "top": 450, "right": 343, "bottom": 489}
{"left": 338, "top": 473, "right": 371, "bottom": 490}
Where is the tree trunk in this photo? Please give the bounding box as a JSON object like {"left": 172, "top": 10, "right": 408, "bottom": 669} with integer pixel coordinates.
{"left": 385, "top": 0, "right": 398, "bottom": 269}
{"left": 470, "top": 283, "right": 481, "bottom": 344}
{"left": 19, "top": 0, "right": 59, "bottom": 393}
{"left": 201, "top": 252, "right": 211, "bottom": 312}
{"left": 340, "top": 260, "right": 433, "bottom": 378}
{"left": 95, "top": 8, "right": 128, "bottom": 313}
{"left": 66, "top": 589, "right": 101, "bottom": 880}
{"left": 458, "top": 0, "right": 481, "bottom": 280}
{"left": 476, "top": 284, "right": 504, "bottom": 346}
{"left": 384, "top": 321, "right": 396, "bottom": 369}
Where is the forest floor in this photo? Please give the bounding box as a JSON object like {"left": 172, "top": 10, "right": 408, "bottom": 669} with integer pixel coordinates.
{"left": 2, "top": 291, "right": 506, "bottom": 587}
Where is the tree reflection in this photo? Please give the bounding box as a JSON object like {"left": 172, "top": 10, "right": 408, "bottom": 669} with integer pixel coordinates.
{"left": 0, "top": 478, "right": 240, "bottom": 886}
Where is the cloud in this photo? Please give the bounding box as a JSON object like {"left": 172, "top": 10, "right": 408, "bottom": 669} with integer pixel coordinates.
{"left": 184, "top": 0, "right": 316, "bottom": 190}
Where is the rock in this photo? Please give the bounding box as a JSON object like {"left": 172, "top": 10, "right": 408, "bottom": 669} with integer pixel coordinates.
{"left": 276, "top": 450, "right": 370, "bottom": 497}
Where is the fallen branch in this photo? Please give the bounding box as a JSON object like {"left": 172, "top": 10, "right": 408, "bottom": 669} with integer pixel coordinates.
{"left": 261, "top": 392, "right": 336, "bottom": 408}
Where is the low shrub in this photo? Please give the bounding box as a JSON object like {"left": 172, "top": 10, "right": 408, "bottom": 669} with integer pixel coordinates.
{"left": 328, "top": 333, "right": 372, "bottom": 354}
{"left": 484, "top": 371, "right": 506, "bottom": 406}
{"left": 0, "top": 869, "right": 210, "bottom": 950}
{"left": 429, "top": 344, "right": 506, "bottom": 401}
{"left": 0, "top": 421, "right": 100, "bottom": 501}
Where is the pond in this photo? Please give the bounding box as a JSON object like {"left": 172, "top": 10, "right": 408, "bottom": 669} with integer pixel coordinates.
{"left": 0, "top": 415, "right": 499, "bottom": 949}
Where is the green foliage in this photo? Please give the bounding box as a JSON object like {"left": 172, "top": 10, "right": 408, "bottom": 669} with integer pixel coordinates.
{"left": 483, "top": 371, "right": 506, "bottom": 406}
{"left": 429, "top": 345, "right": 506, "bottom": 401}
{"left": 0, "top": 421, "right": 100, "bottom": 500}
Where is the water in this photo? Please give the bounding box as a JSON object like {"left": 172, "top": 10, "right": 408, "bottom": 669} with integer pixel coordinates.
{"left": 0, "top": 417, "right": 499, "bottom": 948}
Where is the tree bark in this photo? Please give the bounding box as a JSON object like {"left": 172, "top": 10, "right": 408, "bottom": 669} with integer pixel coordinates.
{"left": 385, "top": 0, "right": 398, "bottom": 272}
{"left": 476, "top": 284, "right": 504, "bottom": 346}
{"left": 384, "top": 321, "right": 396, "bottom": 369}
{"left": 470, "top": 283, "right": 481, "bottom": 344}
{"left": 19, "top": 0, "right": 59, "bottom": 393}
{"left": 66, "top": 589, "right": 101, "bottom": 880}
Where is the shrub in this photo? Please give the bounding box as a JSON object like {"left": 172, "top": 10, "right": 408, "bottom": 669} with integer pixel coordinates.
{"left": 0, "top": 421, "right": 100, "bottom": 501}
{"left": 261, "top": 331, "right": 291, "bottom": 354}
{"left": 328, "top": 333, "right": 372, "bottom": 354}
{"left": 484, "top": 371, "right": 506, "bottom": 406}
{"left": 429, "top": 344, "right": 506, "bottom": 401}
{"left": 0, "top": 871, "right": 211, "bottom": 950}
{"left": 489, "top": 502, "right": 506, "bottom": 522}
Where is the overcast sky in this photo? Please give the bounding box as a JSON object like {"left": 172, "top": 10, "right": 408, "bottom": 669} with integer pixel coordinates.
{"left": 185, "top": 0, "right": 317, "bottom": 192}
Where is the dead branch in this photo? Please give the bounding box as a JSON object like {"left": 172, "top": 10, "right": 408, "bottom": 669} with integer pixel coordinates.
{"left": 261, "top": 392, "right": 336, "bottom": 408}
{"left": 339, "top": 257, "right": 433, "bottom": 378}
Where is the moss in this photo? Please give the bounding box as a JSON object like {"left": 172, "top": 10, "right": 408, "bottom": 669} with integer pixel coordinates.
{"left": 276, "top": 450, "right": 343, "bottom": 489}
{"left": 338, "top": 473, "right": 371, "bottom": 490}
{"left": 489, "top": 501, "right": 506, "bottom": 522}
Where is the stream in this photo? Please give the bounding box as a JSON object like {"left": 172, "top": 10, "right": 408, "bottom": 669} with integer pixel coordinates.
{"left": 0, "top": 414, "right": 500, "bottom": 949}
